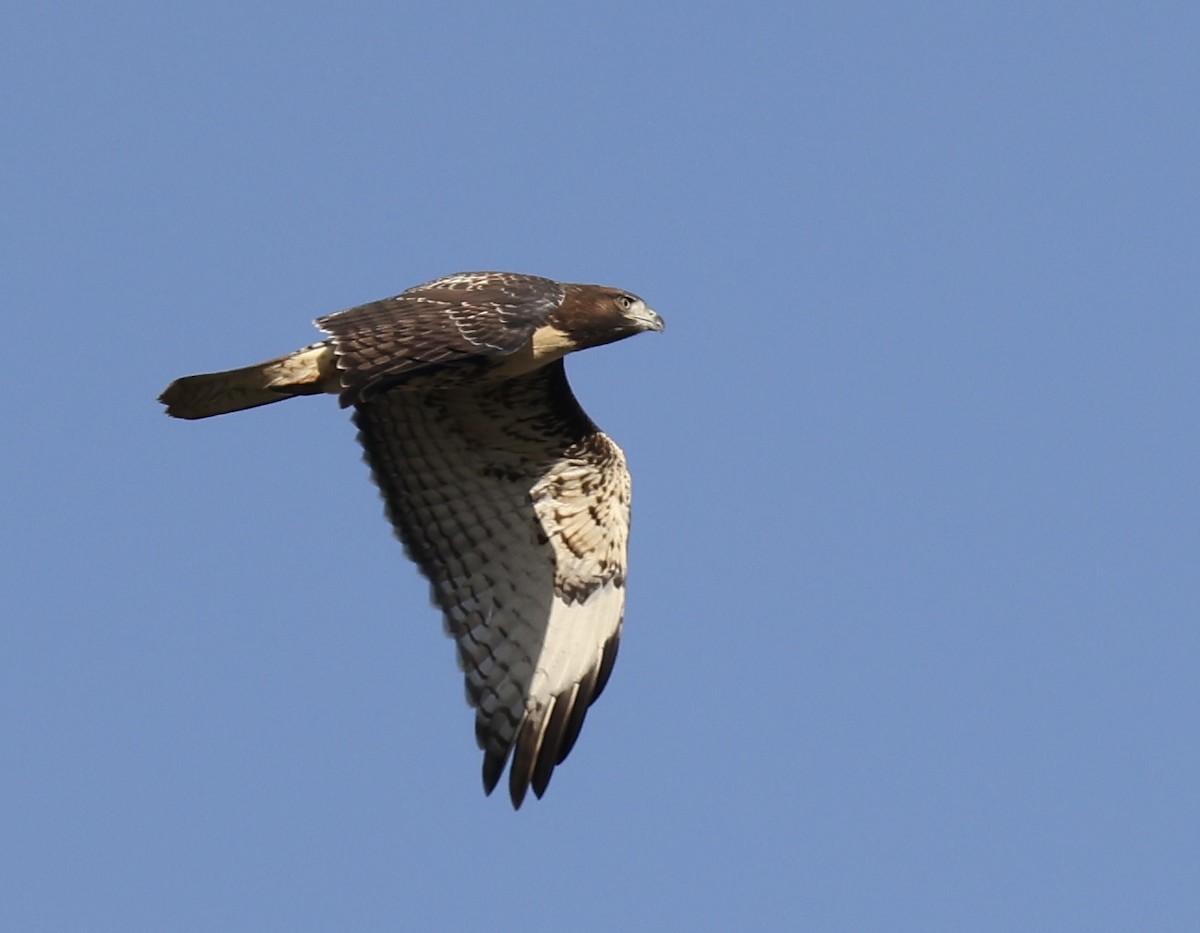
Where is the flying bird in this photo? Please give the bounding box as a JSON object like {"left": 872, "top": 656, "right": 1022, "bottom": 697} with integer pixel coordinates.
{"left": 159, "top": 271, "right": 663, "bottom": 807}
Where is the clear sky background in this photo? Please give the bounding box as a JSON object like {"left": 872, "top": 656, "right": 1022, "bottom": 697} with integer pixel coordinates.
{"left": 3, "top": 3, "right": 1197, "bottom": 930}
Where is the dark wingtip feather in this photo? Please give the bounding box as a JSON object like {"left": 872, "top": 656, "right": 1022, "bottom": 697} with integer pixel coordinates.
{"left": 555, "top": 630, "right": 622, "bottom": 767}
{"left": 531, "top": 693, "right": 574, "bottom": 799}
{"left": 508, "top": 716, "right": 545, "bottom": 810}
{"left": 557, "top": 664, "right": 600, "bottom": 767}
{"left": 482, "top": 747, "right": 508, "bottom": 797}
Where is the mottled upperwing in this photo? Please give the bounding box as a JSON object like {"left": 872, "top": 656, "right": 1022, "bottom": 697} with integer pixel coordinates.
{"left": 317, "top": 271, "right": 565, "bottom": 406}
{"left": 353, "top": 360, "right": 629, "bottom": 807}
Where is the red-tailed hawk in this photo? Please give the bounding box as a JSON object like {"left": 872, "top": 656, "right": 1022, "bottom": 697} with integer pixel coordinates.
{"left": 159, "top": 271, "right": 663, "bottom": 807}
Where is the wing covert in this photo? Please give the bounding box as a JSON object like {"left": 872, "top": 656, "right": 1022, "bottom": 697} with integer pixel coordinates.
{"left": 317, "top": 272, "right": 565, "bottom": 406}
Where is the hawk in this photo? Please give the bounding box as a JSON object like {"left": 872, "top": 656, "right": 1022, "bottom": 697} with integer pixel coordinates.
{"left": 159, "top": 271, "right": 663, "bottom": 807}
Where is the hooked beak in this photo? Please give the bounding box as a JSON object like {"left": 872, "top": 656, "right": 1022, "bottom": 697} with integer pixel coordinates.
{"left": 630, "top": 303, "right": 665, "bottom": 333}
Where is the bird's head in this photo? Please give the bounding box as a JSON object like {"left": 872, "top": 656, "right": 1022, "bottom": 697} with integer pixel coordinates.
{"left": 610, "top": 290, "right": 665, "bottom": 336}
{"left": 556, "top": 283, "right": 664, "bottom": 351}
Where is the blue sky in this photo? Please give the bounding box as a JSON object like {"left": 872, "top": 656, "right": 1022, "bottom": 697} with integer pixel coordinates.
{"left": 3, "top": 2, "right": 1198, "bottom": 930}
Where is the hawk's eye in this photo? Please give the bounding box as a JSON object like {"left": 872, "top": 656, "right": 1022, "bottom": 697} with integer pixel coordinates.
{"left": 615, "top": 295, "right": 634, "bottom": 311}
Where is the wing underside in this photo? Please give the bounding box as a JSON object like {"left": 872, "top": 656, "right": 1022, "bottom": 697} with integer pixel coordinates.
{"left": 353, "top": 361, "right": 630, "bottom": 807}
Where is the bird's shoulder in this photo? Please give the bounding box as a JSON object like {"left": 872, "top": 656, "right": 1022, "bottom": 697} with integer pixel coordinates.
{"left": 314, "top": 272, "right": 568, "bottom": 404}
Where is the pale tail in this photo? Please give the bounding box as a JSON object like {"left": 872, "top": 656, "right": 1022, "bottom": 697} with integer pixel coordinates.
{"left": 159, "top": 344, "right": 336, "bottom": 420}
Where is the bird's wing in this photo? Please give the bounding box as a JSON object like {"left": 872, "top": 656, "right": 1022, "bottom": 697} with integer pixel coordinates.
{"left": 317, "top": 271, "right": 565, "bottom": 406}
{"left": 353, "top": 360, "right": 629, "bottom": 807}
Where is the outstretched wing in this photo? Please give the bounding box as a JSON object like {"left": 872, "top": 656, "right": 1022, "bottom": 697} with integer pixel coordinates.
{"left": 353, "top": 360, "right": 629, "bottom": 807}
{"left": 317, "top": 271, "right": 565, "bottom": 406}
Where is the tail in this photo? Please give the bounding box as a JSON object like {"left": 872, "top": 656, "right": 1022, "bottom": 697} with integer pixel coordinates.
{"left": 159, "top": 344, "right": 338, "bottom": 419}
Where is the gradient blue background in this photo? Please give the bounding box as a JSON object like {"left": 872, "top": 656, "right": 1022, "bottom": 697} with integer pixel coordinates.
{"left": 4, "top": 3, "right": 1197, "bottom": 930}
